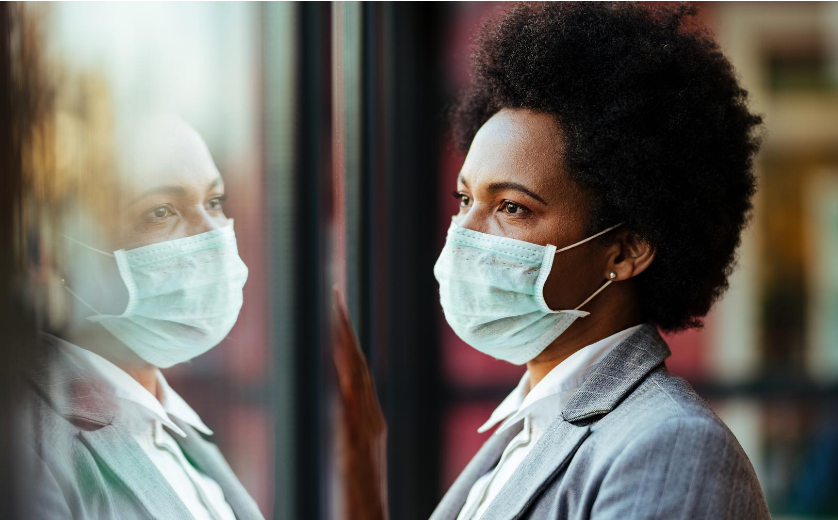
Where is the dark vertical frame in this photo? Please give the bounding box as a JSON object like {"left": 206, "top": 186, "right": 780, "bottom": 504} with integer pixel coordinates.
{"left": 0, "top": 4, "right": 19, "bottom": 518}
{"left": 297, "top": 4, "right": 334, "bottom": 518}
{"left": 361, "top": 4, "right": 446, "bottom": 519}
{"left": 264, "top": 3, "right": 333, "bottom": 519}
{"left": 361, "top": 4, "right": 385, "bottom": 374}
{"left": 0, "top": 5, "right": 34, "bottom": 519}
{"left": 267, "top": 3, "right": 446, "bottom": 518}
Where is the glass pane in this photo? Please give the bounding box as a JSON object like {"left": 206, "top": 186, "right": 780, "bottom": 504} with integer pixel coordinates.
{"left": 8, "top": 4, "right": 290, "bottom": 518}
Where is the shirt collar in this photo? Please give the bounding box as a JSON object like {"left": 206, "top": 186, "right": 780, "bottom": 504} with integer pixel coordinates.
{"left": 156, "top": 371, "right": 214, "bottom": 436}
{"left": 46, "top": 333, "right": 213, "bottom": 438}
{"left": 477, "top": 371, "right": 530, "bottom": 434}
{"left": 478, "top": 324, "right": 645, "bottom": 435}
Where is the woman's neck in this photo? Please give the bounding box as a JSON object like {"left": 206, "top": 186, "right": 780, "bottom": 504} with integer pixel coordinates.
{"left": 116, "top": 363, "right": 160, "bottom": 399}
{"left": 62, "top": 324, "right": 162, "bottom": 401}
{"left": 526, "top": 285, "right": 643, "bottom": 387}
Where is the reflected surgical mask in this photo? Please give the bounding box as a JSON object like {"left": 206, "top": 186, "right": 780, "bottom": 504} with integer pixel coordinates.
{"left": 433, "top": 220, "right": 622, "bottom": 365}
{"left": 62, "top": 220, "right": 248, "bottom": 368}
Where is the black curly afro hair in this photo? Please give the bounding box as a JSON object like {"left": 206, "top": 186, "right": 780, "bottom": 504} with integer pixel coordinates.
{"left": 452, "top": 1, "right": 765, "bottom": 331}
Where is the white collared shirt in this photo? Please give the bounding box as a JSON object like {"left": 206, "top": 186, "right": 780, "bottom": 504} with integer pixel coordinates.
{"left": 456, "top": 324, "right": 644, "bottom": 520}
{"left": 46, "top": 333, "right": 237, "bottom": 520}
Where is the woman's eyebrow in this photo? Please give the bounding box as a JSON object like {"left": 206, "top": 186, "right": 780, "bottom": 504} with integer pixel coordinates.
{"left": 129, "top": 185, "right": 187, "bottom": 206}
{"left": 128, "top": 176, "right": 223, "bottom": 206}
{"left": 486, "top": 181, "right": 548, "bottom": 205}
{"left": 208, "top": 175, "right": 223, "bottom": 191}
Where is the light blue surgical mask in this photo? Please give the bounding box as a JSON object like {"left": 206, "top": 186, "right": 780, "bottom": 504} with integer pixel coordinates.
{"left": 433, "top": 220, "right": 622, "bottom": 365}
{"left": 62, "top": 220, "right": 248, "bottom": 368}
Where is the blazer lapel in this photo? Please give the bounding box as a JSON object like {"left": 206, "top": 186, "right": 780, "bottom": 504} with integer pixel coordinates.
{"left": 79, "top": 423, "right": 195, "bottom": 520}
{"left": 561, "top": 323, "right": 670, "bottom": 422}
{"left": 29, "top": 337, "right": 194, "bottom": 519}
{"left": 480, "top": 419, "right": 591, "bottom": 520}
{"left": 481, "top": 323, "right": 671, "bottom": 520}
{"left": 167, "top": 417, "right": 264, "bottom": 520}
{"left": 430, "top": 422, "right": 523, "bottom": 520}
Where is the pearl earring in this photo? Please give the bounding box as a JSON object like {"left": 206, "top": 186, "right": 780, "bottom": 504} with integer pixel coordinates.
{"left": 609, "top": 272, "right": 617, "bottom": 280}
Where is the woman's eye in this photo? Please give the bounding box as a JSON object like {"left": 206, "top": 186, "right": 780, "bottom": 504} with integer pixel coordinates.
{"left": 208, "top": 196, "right": 225, "bottom": 211}
{"left": 452, "top": 191, "right": 470, "bottom": 208}
{"left": 502, "top": 201, "right": 528, "bottom": 215}
{"left": 144, "top": 204, "right": 174, "bottom": 221}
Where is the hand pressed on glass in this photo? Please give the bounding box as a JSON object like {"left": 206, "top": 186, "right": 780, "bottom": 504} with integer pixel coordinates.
{"left": 333, "top": 288, "right": 389, "bottom": 520}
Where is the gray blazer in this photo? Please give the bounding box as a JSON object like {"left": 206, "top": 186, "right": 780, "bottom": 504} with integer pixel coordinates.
{"left": 18, "top": 340, "right": 264, "bottom": 520}
{"left": 431, "top": 323, "right": 770, "bottom": 520}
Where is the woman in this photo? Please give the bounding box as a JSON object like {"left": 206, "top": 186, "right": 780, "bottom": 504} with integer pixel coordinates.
{"left": 336, "top": 3, "right": 770, "bottom": 519}
{"left": 21, "top": 116, "right": 263, "bottom": 520}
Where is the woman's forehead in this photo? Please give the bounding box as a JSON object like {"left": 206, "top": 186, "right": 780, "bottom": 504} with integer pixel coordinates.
{"left": 460, "top": 109, "right": 569, "bottom": 194}
{"left": 116, "top": 116, "right": 222, "bottom": 197}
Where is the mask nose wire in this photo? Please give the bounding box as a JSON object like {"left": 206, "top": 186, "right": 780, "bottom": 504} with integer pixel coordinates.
{"left": 555, "top": 222, "right": 623, "bottom": 254}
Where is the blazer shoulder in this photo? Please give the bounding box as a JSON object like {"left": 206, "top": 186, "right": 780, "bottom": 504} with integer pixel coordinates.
{"left": 587, "top": 364, "right": 752, "bottom": 468}
{"left": 587, "top": 410, "right": 770, "bottom": 519}
{"left": 580, "top": 368, "right": 770, "bottom": 519}
{"left": 598, "top": 364, "right": 719, "bottom": 429}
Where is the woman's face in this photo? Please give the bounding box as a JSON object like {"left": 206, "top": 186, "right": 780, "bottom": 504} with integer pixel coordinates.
{"left": 453, "top": 108, "right": 612, "bottom": 312}
{"left": 64, "top": 117, "right": 228, "bottom": 320}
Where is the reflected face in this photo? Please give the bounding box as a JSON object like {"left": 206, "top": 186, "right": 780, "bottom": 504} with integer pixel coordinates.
{"left": 453, "top": 108, "right": 611, "bottom": 311}
{"left": 112, "top": 116, "right": 228, "bottom": 251}
{"left": 65, "top": 117, "right": 229, "bottom": 320}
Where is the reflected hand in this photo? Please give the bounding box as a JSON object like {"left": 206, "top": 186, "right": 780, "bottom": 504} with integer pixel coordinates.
{"left": 333, "top": 289, "right": 388, "bottom": 520}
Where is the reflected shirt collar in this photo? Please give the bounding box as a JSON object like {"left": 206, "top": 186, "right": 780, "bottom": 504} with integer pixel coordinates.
{"left": 45, "top": 332, "right": 214, "bottom": 438}
{"left": 478, "top": 324, "right": 645, "bottom": 435}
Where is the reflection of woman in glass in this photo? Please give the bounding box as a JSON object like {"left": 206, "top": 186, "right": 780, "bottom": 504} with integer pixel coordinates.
{"left": 22, "top": 116, "right": 263, "bottom": 519}
{"left": 337, "top": 4, "right": 770, "bottom": 519}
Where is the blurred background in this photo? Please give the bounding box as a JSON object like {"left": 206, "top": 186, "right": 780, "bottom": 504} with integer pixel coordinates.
{"left": 1, "top": 2, "right": 837, "bottom": 519}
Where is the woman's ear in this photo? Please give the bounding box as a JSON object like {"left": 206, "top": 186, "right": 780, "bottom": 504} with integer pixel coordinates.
{"left": 26, "top": 235, "right": 72, "bottom": 331}
{"left": 606, "top": 231, "right": 655, "bottom": 282}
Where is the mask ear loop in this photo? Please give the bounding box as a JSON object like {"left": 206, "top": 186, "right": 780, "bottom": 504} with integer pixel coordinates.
{"left": 59, "top": 233, "right": 116, "bottom": 258}
{"left": 553, "top": 223, "right": 624, "bottom": 312}
{"left": 61, "top": 279, "right": 103, "bottom": 315}
{"left": 58, "top": 233, "right": 116, "bottom": 316}
{"left": 554, "top": 223, "right": 623, "bottom": 254}
{"left": 573, "top": 278, "right": 613, "bottom": 311}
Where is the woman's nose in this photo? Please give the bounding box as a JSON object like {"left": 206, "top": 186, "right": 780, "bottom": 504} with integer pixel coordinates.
{"left": 187, "top": 206, "right": 225, "bottom": 236}
{"left": 455, "top": 204, "right": 490, "bottom": 234}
